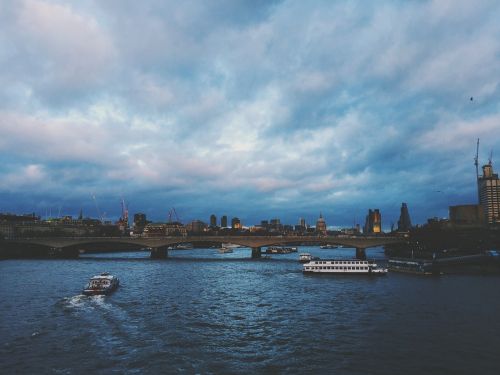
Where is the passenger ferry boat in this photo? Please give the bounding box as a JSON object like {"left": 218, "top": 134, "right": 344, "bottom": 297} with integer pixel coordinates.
{"left": 303, "top": 259, "right": 387, "bottom": 275}
{"left": 82, "top": 273, "right": 120, "bottom": 296}
{"left": 218, "top": 247, "right": 233, "bottom": 253}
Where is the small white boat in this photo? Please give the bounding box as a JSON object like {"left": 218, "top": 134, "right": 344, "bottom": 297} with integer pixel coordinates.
{"left": 218, "top": 247, "right": 233, "bottom": 253}
{"left": 265, "top": 246, "right": 297, "bottom": 254}
{"left": 303, "top": 260, "right": 387, "bottom": 275}
{"left": 320, "top": 244, "right": 338, "bottom": 249}
{"left": 82, "top": 273, "right": 119, "bottom": 296}
{"left": 299, "top": 253, "right": 320, "bottom": 263}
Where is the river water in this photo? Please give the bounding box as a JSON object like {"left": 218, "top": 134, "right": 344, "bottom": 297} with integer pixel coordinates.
{"left": 1, "top": 246, "right": 499, "bottom": 374}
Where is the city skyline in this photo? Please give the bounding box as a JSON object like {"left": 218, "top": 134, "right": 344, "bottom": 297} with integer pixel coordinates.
{"left": 1, "top": 1, "right": 500, "bottom": 227}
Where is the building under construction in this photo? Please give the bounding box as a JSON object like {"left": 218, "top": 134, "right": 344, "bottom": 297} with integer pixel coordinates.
{"left": 475, "top": 139, "right": 500, "bottom": 225}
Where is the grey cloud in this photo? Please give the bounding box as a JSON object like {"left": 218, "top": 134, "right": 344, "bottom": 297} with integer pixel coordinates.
{"left": 1, "top": 0, "right": 500, "bottom": 227}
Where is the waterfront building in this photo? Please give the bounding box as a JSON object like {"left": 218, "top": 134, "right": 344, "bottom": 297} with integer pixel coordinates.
{"left": 364, "top": 209, "right": 381, "bottom": 234}
{"left": 221, "top": 215, "right": 228, "bottom": 228}
{"left": 0, "top": 213, "right": 122, "bottom": 239}
{"left": 209, "top": 214, "right": 217, "bottom": 227}
{"left": 186, "top": 220, "right": 207, "bottom": 234}
{"left": 143, "top": 223, "right": 167, "bottom": 237}
{"left": 249, "top": 225, "right": 266, "bottom": 233}
{"left": 449, "top": 204, "right": 485, "bottom": 227}
{"left": 164, "top": 221, "right": 187, "bottom": 237}
{"left": 315, "top": 213, "right": 327, "bottom": 235}
{"left": 397, "top": 203, "right": 412, "bottom": 232}
{"left": 478, "top": 162, "right": 500, "bottom": 224}
{"left": 231, "top": 217, "right": 242, "bottom": 229}
{"left": 133, "top": 213, "right": 147, "bottom": 235}
{"left": 269, "top": 218, "right": 283, "bottom": 232}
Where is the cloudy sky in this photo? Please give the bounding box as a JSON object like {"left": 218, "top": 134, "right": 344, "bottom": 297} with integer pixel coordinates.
{"left": 1, "top": 0, "right": 500, "bottom": 229}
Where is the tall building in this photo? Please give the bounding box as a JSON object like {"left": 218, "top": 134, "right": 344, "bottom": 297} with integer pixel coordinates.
{"left": 299, "top": 217, "right": 306, "bottom": 228}
{"left": 133, "top": 213, "right": 147, "bottom": 234}
{"left": 231, "top": 217, "right": 241, "bottom": 229}
{"left": 221, "top": 215, "right": 228, "bottom": 227}
{"left": 397, "top": 203, "right": 412, "bottom": 232}
{"left": 315, "top": 213, "right": 327, "bottom": 235}
{"left": 364, "top": 209, "right": 381, "bottom": 234}
{"left": 478, "top": 162, "right": 500, "bottom": 224}
{"left": 209, "top": 214, "right": 217, "bottom": 227}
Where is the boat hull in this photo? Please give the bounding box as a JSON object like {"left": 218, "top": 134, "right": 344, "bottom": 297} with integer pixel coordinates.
{"left": 303, "top": 271, "right": 387, "bottom": 275}
{"left": 82, "top": 283, "right": 118, "bottom": 296}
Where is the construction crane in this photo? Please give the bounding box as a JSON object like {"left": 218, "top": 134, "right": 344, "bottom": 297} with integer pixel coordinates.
{"left": 168, "top": 207, "right": 181, "bottom": 223}
{"left": 120, "top": 198, "right": 129, "bottom": 225}
{"left": 474, "top": 138, "right": 480, "bottom": 179}
{"left": 91, "top": 194, "right": 104, "bottom": 223}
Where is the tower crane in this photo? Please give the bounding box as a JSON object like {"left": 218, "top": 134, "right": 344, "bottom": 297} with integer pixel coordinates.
{"left": 91, "top": 194, "right": 104, "bottom": 223}
{"left": 168, "top": 207, "right": 181, "bottom": 223}
{"left": 474, "top": 138, "right": 480, "bottom": 179}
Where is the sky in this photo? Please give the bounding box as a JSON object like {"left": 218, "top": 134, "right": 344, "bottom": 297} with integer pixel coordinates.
{"left": 1, "top": 0, "right": 500, "bottom": 229}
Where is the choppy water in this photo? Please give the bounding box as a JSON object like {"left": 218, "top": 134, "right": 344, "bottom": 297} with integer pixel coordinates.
{"left": 1, "top": 246, "right": 500, "bottom": 374}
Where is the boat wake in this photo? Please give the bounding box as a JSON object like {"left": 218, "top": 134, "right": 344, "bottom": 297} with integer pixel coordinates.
{"left": 59, "top": 294, "right": 109, "bottom": 312}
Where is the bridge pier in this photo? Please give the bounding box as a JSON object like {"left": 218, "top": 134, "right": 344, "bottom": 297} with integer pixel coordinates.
{"left": 150, "top": 247, "right": 169, "bottom": 259}
{"left": 355, "top": 247, "right": 367, "bottom": 260}
{"left": 251, "top": 247, "right": 262, "bottom": 259}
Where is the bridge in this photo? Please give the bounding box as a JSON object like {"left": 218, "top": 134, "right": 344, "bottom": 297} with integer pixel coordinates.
{"left": 2, "top": 235, "right": 405, "bottom": 259}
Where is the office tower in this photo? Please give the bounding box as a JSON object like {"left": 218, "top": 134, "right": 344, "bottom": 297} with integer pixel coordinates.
{"left": 231, "top": 217, "right": 241, "bottom": 229}
{"left": 221, "top": 215, "right": 228, "bottom": 227}
{"left": 478, "top": 162, "right": 500, "bottom": 224}
{"left": 364, "top": 209, "right": 381, "bottom": 234}
{"left": 210, "top": 214, "right": 217, "bottom": 227}
{"left": 397, "top": 203, "right": 412, "bottom": 232}
{"left": 133, "top": 213, "right": 147, "bottom": 234}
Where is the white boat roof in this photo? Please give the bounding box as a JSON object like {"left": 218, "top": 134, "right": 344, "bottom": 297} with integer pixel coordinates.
{"left": 90, "top": 274, "right": 116, "bottom": 280}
